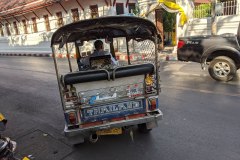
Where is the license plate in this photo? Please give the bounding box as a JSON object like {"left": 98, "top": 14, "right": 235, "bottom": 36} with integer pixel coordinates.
{"left": 82, "top": 100, "right": 144, "bottom": 122}
{"left": 96, "top": 128, "right": 122, "bottom": 135}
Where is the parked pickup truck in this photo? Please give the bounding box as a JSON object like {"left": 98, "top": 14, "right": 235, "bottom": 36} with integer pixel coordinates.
{"left": 177, "top": 23, "right": 240, "bottom": 82}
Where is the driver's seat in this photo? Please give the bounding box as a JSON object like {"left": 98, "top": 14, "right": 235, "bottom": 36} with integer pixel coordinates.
{"left": 89, "top": 55, "right": 112, "bottom": 70}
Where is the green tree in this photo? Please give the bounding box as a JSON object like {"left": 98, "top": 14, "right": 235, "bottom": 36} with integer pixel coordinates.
{"left": 194, "top": 4, "right": 211, "bottom": 18}
{"left": 163, "top": 11, "right": 175, "bottom": 32}
{"left": 163, "top": 11, "right": 176, "bottom": 44}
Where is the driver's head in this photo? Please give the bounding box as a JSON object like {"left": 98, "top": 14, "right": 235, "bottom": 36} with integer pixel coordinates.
{"left": 94, "top": 40, "right": 104, "bottom": 51}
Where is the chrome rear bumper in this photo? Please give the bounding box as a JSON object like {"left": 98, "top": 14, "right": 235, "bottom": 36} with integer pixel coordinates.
{"left": 64, "top": 109, "right": 163, "bottom": 137}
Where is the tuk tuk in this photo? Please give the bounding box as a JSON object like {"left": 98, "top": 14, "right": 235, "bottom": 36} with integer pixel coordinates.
{"left": 51, "top": 16, "right": 163, "bottom": 144}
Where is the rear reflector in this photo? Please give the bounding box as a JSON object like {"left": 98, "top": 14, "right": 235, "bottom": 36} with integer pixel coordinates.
{"left": 148, "top": 97, "right": 158, "bottom": 110}
{"left": 177, "top": 40, "right": 185, "bottom": 49}
{"left": 149, "top": 99, "right": 157, "bottom": 110}
{"left": 69, "top": 112, "right": 77, "bottom": 124}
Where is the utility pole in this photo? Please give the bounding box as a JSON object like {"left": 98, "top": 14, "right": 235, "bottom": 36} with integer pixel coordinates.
{"left": 211, "top": 0, "right": 217, "bottom": 35}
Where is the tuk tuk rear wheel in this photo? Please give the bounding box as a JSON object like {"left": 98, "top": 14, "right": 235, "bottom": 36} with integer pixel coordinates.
{"left": 138, "top": 123, "right": 152, "bottom": 133}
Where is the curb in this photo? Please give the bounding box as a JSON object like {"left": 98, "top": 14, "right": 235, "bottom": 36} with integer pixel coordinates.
{"left": 116, "top": 53, "right": 146, "bottom": 61}
{"left": 164, "top": 54, "right": 178, "bottom": 61}
{"left": 0, "top": 53, "right": 146, "bottom": 60}
{"left": 0, "top": 53, "right": 77, "bottom": 58}
{"left": 0, "top": 52, "right": 52, "bottom": 57}
{"left": 160, "top": 53, "right": 178, "bottom": 61}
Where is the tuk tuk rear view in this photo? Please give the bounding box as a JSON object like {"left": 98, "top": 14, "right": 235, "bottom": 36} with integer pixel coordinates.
{"left": 51, "top": 16, "right": 163, "bottom": 144}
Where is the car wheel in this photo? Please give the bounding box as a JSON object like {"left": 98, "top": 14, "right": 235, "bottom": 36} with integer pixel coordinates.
{"left": 208, "top": 56, "right": 237, "bottom": 82}
{"left": 138, "top": 123, "right": 152, "bottom": 133}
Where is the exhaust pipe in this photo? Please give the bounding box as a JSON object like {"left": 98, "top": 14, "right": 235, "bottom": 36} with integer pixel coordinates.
{"left": 89, "top": 133, "right": 98, "bottom": 143}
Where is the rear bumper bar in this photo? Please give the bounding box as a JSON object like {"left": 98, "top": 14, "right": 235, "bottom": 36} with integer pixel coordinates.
{"left": 64, "top": 109, "right": 163, "bottom": 137}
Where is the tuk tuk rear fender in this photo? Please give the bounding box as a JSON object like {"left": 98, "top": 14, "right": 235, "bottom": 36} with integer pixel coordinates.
{"left": 64, "top": 109, "right": 163, "bottom": 137}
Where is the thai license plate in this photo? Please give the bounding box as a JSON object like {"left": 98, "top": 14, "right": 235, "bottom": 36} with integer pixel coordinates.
{"left": 96, "top": 128, "right": 122, "bottom": 135}
{"left": 82, "top": 100, "right": 144, "bottom": 122}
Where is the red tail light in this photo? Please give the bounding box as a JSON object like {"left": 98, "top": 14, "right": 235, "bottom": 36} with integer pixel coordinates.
{"left": 177, "top": 40, "right": 185, "bottom": 49}
{"left": 149, "top": 99, "right": 157, "bottom": 110}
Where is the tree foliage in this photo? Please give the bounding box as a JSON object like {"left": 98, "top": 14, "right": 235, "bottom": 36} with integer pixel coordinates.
{"left": 194, "top": 4, "right": 211, "bottom": 18}
{"left": 163, "top": 11, "right": 176, "bottom": 32}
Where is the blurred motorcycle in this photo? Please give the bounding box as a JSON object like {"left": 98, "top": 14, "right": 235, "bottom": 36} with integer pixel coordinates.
{"left": 0, "top": 113, "right": 19, "bottom": 160}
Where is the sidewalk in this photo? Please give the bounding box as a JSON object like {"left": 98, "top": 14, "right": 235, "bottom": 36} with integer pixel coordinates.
{"left": 159, "top": 46, "right": 178, "bottom": 61}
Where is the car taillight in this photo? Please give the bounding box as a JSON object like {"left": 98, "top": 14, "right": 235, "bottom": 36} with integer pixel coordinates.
{"left": 145, "top": 74, "right": 154, "bottom": 94}
{"left": 177, "top": 40, "right": 185, "bottom": 49}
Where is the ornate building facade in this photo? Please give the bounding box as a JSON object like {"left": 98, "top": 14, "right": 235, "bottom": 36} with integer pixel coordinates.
{"left": 0, "top": 0, "right": 137, "bottom": 54}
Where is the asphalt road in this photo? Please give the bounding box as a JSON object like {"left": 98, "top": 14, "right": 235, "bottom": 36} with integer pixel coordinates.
{"left": 0, "top": 56, "right": 240, "bottom": 160}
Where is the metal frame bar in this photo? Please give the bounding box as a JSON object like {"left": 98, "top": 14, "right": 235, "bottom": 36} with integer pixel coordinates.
{"left": 110, "top": 38, "right": 115, "bottom": 58}
{"left": 126, "top": 37, "right": 131, "bottom": 65}
{"left": 66, "top": 43, "right": 73, "bottom": 72}
{"left": 75, "top": 42, "right": 81, "bottom": 65}
{"left": 155, "top": 34, "right": 160, "bottom": 95}
{"left": 52, "top": 46, "right": 66, "bottom": 111}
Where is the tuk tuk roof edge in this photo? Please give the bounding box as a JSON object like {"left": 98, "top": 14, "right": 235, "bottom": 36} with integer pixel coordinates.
{"left": 50, "top": 16, "right": 159, "bottom": 47}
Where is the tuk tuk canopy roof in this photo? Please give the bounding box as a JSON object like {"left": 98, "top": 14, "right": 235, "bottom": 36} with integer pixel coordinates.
{"left": 51, "top": 16, "right": 159, "bottom": 47}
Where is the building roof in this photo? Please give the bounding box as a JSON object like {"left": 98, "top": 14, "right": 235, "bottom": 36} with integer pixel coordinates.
{"left": 0, "top": 0, "right": 61, "bottom": 20}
